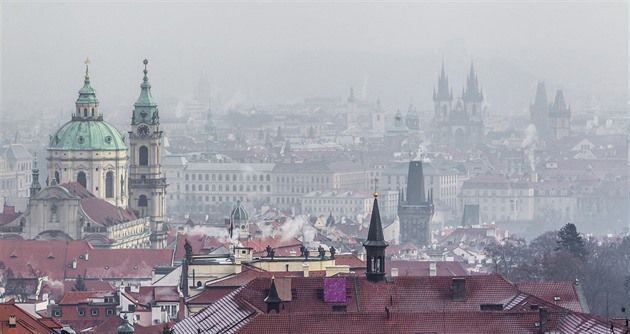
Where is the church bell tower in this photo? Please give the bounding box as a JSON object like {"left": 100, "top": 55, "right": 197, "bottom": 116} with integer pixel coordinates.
{"left": 128, "top": 59, "right": 168, "bottom": 249}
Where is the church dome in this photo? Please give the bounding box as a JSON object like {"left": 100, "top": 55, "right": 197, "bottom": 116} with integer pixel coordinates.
{"left": 48, "top": 120, "right": 127, "bottom": 151}
{"left": 230, "top": 201, "right": 249, "bottom": 221}
{"left": 48, "top": 61, "right": 127, "bottom": 152}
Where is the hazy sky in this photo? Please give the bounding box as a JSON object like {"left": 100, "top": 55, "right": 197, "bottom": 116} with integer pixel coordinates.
{"left": 1, "top": 1, "right": 627, "bottom": 118}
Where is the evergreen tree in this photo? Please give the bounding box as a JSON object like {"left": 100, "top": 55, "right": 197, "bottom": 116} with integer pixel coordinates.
{"left": 72, "top": 274, "right": 87, "bottom": 291}
{"left": 556, "top": 223, "right": 588, "bottom": 260}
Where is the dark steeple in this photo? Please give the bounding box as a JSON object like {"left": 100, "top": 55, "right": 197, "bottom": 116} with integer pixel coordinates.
{"left": 532, "top": 82, "right": 548, "bottom": 109}
{"left": 551, "top": 89, "right": 569, "bottom": 113}
{"left": 463, "top": 61, "right": 483, "bottom": 102}
{"left": 405, "top": 160, "right": 426, "bottom": 205}
{"left": 433, "top": 61, "right": 452, "bottom": 102}
{"left": 363, "top": 192, "right": 388, "bottom": 283}
{"left": 264, "top": 276, "right": 282, "bottom": 313}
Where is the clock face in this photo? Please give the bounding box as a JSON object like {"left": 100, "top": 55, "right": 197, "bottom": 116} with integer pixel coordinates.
{"left": 137, "top": 125, "right": 150, "bottom": 137}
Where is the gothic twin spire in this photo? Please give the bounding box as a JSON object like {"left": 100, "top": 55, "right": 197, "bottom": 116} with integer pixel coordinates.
{"left": 434, "top": 60, "right": 483, "bottom": 102}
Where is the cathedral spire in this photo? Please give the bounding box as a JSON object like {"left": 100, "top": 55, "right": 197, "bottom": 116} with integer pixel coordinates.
{"left": 434, "top": 61, "right": 452, "bottom": 101}
{"left": 463, "top": 60, "right": 482, "bottom": 102}
{"left": 363, "top": 192, "right": 388, "bottom": 283}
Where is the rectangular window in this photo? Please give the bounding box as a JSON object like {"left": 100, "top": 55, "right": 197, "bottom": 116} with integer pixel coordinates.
{"left": 91, "top": 308, "right": 99, "bottom": 316}
{"left": 106, "top": 308, "right": 114, "bottom": 316}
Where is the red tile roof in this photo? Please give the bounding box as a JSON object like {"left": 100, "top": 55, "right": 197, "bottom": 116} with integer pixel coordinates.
{"left": 0, "top": 303, "right": 62, "bottom": 333}
{"left": 175, "top": 275, "right": 624, "bottom": 334}
{"left": 516, "top": 281, "right": 587, "bottom": 313}
{"left": 387, "top": 261, "right": 469, "bottom": 277}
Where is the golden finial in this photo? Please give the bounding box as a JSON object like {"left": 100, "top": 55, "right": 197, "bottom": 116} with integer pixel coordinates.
{"left": 373, "top": 191, "right": 379, "bottom": 198}
{"left": 271, "top": 275, "right": 275, "bottom": 280}
{"left": 84, "top": 58, "right": 91, "bottom": 78}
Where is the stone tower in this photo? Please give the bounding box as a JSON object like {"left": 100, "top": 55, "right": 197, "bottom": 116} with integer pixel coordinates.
{"left": 128, "top": 59, "right": 168, "bottom": 249}
{"left": 397, "top": 160, "right": 434, "bottom": 246}
{"left": 529, "top": 82, "right": 549, "bottom": 140}
{"left": 549, "top": 89, "right": 571, "bottom": 141}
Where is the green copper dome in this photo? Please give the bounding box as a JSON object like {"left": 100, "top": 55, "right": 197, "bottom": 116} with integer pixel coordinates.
{"left": 48, "top": 120, "right": 127, "bottom": 151}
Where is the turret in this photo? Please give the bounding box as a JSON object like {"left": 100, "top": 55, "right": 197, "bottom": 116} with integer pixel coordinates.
{"left": 29, "top": 154, "right": 41, "bottom": 198}
{"left": 74, "top": 58, "right": 101, "bottom": 120}
{"left": 264, "top": 276, "right": 282, "bottom": 313}
{"left": 363, "top": 192, "right": 388, "bottom": 283}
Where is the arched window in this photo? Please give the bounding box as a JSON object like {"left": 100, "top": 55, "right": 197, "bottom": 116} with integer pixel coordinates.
{"left": 83, "top": 108, "right": 88, "bottom": 117}
{"left": 199, "top": 174, "right": 202, "bottom": 181}
{"left": 239, "top": 185, "right": 243, "bottom": 191}
{"left": 105, "top": 172, "right": 114, "bottom": 198}
{"left": 212, "top": 185, "right": 216, "bottom": 191}
{"left": 205, "top": 184, "right": 209, "bottom": 191}
{"left": 266, "top": 175, "right": 270, "bottom": 181}
{"left": 205, "top": 174, "right": 209, "bottom": 181}
{"left": 54, "top": 171, "right": 60, "bottom": 184}
{"left": 77, "top": 171, "right": 87, "bottom": 188}
{"left": 192, "top": 185, "right": 196, "bottom": 191}
{"left": 266, "top": 185, "right": 270, "bottom": 192}
{"left": 185, "top": 174, "right": 189, "bottom": 181}
{"left": 91, "top": 108, "right": 95, "bottom": 117}
{"left": 139, "top": 146, "right": 149, "bottom": 166}
{"left": 185, "top": 185, "right": 189, "bottom": 191}
{"left": 212, "top": 174, "right": 216, "bottom": 181}
{"left": 192, "top": 174, "right": 196, "bottom": 181}
{"left": 259, "top": 175, "right": 263, "bottom": 181}
{"left": 232, "top": 185, "right": 237, "bottom": 191}
{"left": 138, "top": 195, "right": 148, "bottom": 208}
{"left": 253, "top": 185, "right": 257, "bottom": 191}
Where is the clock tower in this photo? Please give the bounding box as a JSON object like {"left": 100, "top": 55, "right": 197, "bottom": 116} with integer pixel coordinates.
{"left": 128, "top": 59, "right": 168, "bottom": 249}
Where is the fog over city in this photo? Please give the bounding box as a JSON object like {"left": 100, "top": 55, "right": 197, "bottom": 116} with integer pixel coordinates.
{"left": 2, "top": 1, "right": 627, "bottom": 117}
{"left": 1, "top": 2, "right": 630, "bottom": 330}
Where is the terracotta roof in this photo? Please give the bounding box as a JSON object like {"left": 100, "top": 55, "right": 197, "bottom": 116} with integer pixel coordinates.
{"left": 515, "top": 281, "right": 587, "bottom": 313}
{"left": 387, "top": 261, "right": 469, "bottom": 277}
{"left": 0, "top": 303, "right": 62, "bottom": 333}
{"left": 176, "top": 275, "right": 623, "bottom": 334}
{"left": 69, "top": 248, "right": 174, "bottom": 279}
{"left": 333, "top": 254, "right": 365, "bottom": 268}
{"left": 58, "top": 290, "right": 116, "bottom": 305}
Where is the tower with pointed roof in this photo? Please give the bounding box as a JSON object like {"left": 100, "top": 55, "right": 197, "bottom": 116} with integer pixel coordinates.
{"left": 47, "top": 60, "right": 128, "bottom": 207}
{"left": 128, "top": 59, "right": 168, "bottom": 249}
{"left": 431, "top": 61, "right": 485, "bottom": 150}
{"left": 549, "top": 89, "right": 571, "bottom": 141}
{"left": 29, "top": 155, "right": 41, "bottom": 198}
{"left": 405, "top": 101, "right": 420, "bottom": 131}
{"left": 433, "top": 62, "right": 453, "bottom": 124}
{"left": 530, "top": 82, "right": 549, "bottom": 140}
{"left": 346, "top": 87, "right": 358, "bottom": 132}
{"left": 363, "top": 192, "right": 388, "bottom": 283}
{"left": 397, "top": 160, "right": 434, "bottom": 246}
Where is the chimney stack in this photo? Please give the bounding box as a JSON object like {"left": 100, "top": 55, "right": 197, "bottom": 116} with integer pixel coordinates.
{"left": 452, "top": 278, "right": 466, "bottom": 301}
{"left": 429, "top": 261, "right": 437, "bottom": 276}
{"left": 72, "top": 258, "right": 77, "bottom": 269}
{"left": 8, "top": 315, "right": 16, "bottom": 327}
{"left": 303, "top": 263, "right": 310, "bottom": 278}
{"left": 391, "top": 268, "right": 399, "bottom": 277}
{"left": 84, "top": 250, "right": 89, "bottom": 261}
{"left": 538, "top": 307, "right": 548, "bottom": 333}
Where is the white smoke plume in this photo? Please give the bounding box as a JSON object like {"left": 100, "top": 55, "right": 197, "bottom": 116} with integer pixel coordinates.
{"left": 521, "top": 124, "right": 538, "bottom": 172}
{"left": 279, "top": 215, "right": 317, "bottom": 244}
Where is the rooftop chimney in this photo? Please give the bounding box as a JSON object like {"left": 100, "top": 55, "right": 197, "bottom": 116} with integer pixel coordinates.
{"left": 8, "top": 315, "right": 16, "bottom": 327}
{"left": 72, "top": 258, "right": 77, "bottom": 269}
{"left": 391, "top": 268, "right": 399, "bottom": 277}
{"left": 452, "top": 278, "right": 466, "bottom": 301}
{"left": 84, "top": 250, "right": 89, "bottom": 261}
{"left": 303, "top": 263, "right": 310, "bottom": 278}
{"left": 538, "top": 307, "right": 548, "bottom": 334}
{"left": 429, "top": 261, "right": 437, "bottom": 276}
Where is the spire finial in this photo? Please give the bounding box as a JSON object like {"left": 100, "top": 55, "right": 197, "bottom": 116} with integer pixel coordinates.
{"left": 142, "top": 59, "right": 149, "bottom": 80}
{"left": 84, "top": 58, "right": 91, "bottom": 78}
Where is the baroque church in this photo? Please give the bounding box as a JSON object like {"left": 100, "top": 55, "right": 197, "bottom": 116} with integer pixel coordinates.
{"left": 0, "top": 60, "right": 168, "bottom": 249}
{"left": 432, "top": 62, "right": 485, "bottom": 150}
